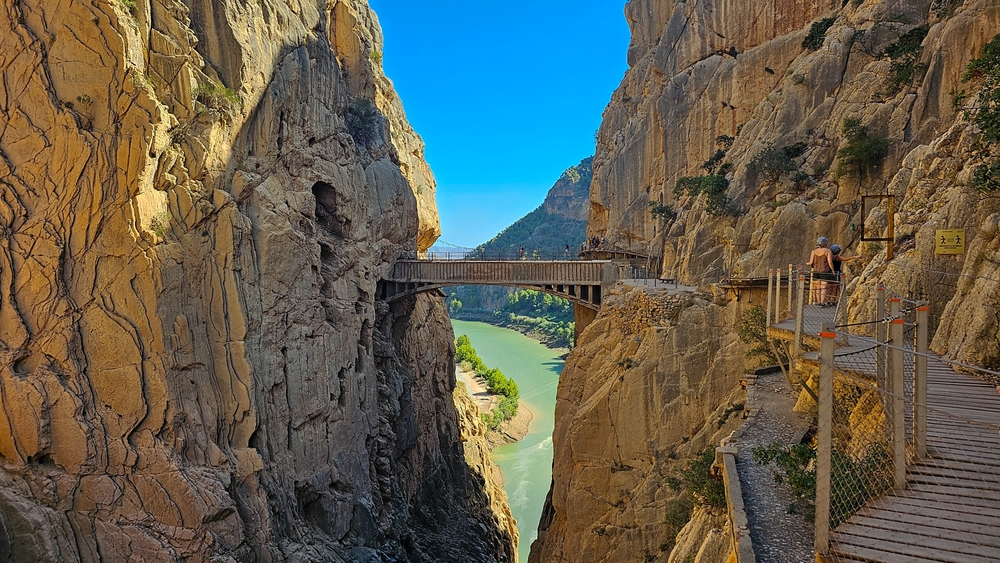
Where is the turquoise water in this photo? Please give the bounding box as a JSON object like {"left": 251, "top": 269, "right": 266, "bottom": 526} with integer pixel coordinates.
{"left": 451, "top": 320, "right": 564, "bottom": 563}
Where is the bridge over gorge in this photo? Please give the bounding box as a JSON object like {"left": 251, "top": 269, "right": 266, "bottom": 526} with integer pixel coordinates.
{"left": 758, "top": 269, "right": 1000, "bottom": 563}
{"left": 378, "top": 259, "right": 619, "bottom": 310}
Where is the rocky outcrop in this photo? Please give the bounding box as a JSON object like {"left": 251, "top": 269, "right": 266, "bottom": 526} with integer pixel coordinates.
{"left": 0, "top": 0, "right": 507, "bottom": 561}
{"left": 529, "top": 286, "right": 745, "bottom": 563}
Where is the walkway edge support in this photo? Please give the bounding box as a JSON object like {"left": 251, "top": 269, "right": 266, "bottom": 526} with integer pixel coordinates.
{"left": 915, "top": 303, "right": 929, "bottom": 459}
{"left": 890, "top": 304, "right": 906, "bottom": 491}
{"left": 815, "top": 323, "right": 835, "bottom": 557}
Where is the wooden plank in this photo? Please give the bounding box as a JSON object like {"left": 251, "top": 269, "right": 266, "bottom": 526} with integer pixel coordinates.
{"left": 832, "top": 527, "right": 1000, "bottom": 562}
{"left": 858, "top": 499, "right": 1000, "bottom": 522}
{"left": 912, "top": 457, "right": 1000, "bottom": 475}
{"left": 925, "top": 449, "right": 1000, "bottom": 468}
{"left": 842, "top": 513, "right": 1000, "bottom": 547}
{"left": 908, "top": 465, "right": 1000, "bottom": 486}
{"left": 856, "top": 497, "right": 1000, "bottom": 529}
{"left": 832, "top": 541, "right": 948, "bottom": 563}
{"left": 907, "top": 473, "right": 1000, "bottom": 492}
{"left": 897, "top": 484, "right": 1000, "bottom": 508}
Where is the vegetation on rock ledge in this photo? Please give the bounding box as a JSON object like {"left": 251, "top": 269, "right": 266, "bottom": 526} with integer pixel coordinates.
{"left": 456, "top": 335, "right": 520, "bottom": 429}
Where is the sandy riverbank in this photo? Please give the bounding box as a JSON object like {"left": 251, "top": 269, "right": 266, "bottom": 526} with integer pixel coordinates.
{"left": 455, "top": 364, "right": 534, "bottom": 448}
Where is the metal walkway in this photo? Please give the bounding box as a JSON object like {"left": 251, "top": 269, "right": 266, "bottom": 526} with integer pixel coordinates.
{"left": 378, "top": 259, "right": 617, "bottom": 310}
{"left": 768, "top": 283, "right": 1000, "bottom": 563}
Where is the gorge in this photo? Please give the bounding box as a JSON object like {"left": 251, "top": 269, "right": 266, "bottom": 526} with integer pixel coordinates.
{"left": 4, "top": 0, "right": 1000, "bottom": 562}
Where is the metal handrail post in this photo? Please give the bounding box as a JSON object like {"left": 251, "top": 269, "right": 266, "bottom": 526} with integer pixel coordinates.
{"left": 815, "top": 323, "right": 836, "bottom": 556}
{"left": 793, "top": 274, "right": 806, "bottom": 376}
{"left": 767, "top": 269, "right": 774, "bottom": 325}
{"left": 890, "top": 306, "right": 906, "bottom": 490}
{"left": 876, "top": 287, "right": 886, "bottom": 392}
{"left": 915, "top": 302, "right": 929, "bottom": 459}
{"left": 834, "top": 274, "right": 849, "bottom": 346}
{"left": 787, "top": 264, "right": 794, "bottom": 315}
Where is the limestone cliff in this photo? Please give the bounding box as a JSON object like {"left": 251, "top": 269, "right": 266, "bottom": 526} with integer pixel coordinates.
{"left": 535, "top": 0, "right": 1000, "bottom": 560}
{"left": 590, "top": 0, "right": 1000, "bottom": 359}
{"left": 0, "top": 0, "right": 508, "bottom": 561}
{"left": 529, "top": 286, "right": 745, "bottom": 563}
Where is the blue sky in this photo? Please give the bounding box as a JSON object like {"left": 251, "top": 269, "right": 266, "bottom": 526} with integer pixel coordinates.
{"left": 368, "top": 0, "right": 631, "bottom": 248}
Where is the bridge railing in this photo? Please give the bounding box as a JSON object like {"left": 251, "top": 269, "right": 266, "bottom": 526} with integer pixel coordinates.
{"left": 388, "top": 259, "right": 616, "bottom": 286}
{"left": 424, "top": 251, "right": 584, "bottom": 261}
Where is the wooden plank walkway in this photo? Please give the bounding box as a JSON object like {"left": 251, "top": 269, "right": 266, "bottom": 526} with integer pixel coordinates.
{"left": 771, "top": 305, "right": 1000, "bottom": 562}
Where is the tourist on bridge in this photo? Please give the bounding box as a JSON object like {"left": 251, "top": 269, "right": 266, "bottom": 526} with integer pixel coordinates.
{"left": 826, "top": 244, "right": 860, "bottom": 305}
{"left": 807, "top": 237, "right": 836, "bottom": 306}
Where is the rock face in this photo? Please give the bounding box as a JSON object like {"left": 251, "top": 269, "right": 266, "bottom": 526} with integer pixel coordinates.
{"left": 534, "top": 0, "right": 1000, "bottom": 560}
{"left": 590, "top": 0, "right": 1000, "bottom": 359}
{"left": 0, "top": 0, "right": 508, "bottom": 561}
{"left": 529, "top": 286, "right": 745, "bottom": 563}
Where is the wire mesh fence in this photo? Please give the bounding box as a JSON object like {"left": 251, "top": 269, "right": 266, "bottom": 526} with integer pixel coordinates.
{"left": 813, "top": 319, "right": 1000, "bottom": 561}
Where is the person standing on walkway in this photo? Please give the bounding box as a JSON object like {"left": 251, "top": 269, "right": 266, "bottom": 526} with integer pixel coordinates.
{"left": 564, "top": 244, "right": 570, "bottom": 259}
{"left": 826, "top": 244, "right": 860, "bottom": 305}
{"left": 807, "top": 237, "right": 835, "bottom": 306}
{"left": 518, "top": 246, "right": 525, "bottom": 260}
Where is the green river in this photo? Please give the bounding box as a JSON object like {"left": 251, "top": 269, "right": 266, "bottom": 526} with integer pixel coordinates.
{"left": 451, "top": 320, "right": 564, "bottom": 563}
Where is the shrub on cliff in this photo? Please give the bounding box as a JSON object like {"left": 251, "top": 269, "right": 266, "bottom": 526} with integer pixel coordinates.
{"left": 957, "top": 33, "right": 1000, "bottom": 193}
{"left": 346, "top": 97, "right": 379, "bottom": 147}
{"left": 836, "top": 118, "right": 890, "bottom": 178}
{"left": 666, "top": 447, "right": 727, "bottom": 508}
{"left": 748, "top": 145, "right": 797, "bottom": 184}
{"left": 882, "top": 25, "right": 930, "bottom": 93}
{"left": 738, "top": 306, "right": 789, "bottom": 367}
{"left": 802, "top": 17, "right": 836, "bottom": 51}
{"left": 195, "top": 81, "right": 242, "bottom": 113}
{"left": 674, "top": 174, "right": 732, "bottom": 216}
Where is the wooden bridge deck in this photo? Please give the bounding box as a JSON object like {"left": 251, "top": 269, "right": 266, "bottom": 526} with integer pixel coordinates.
{"left": 771, "top": 305, "right": 1000, "bottom": 562}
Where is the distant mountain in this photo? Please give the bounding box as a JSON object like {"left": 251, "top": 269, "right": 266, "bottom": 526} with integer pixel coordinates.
{"left": 447, "top": 157, "right": 592, "bottom": 320}
{"left": 473, "top": 157, "right": 591, "bottom": 259}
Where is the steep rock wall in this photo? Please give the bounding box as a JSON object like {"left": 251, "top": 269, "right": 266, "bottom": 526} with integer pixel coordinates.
{"left": 0, "top": 0, "right": 506, "bottom": 561}
{"left": 529, "top": 286, "right": 744, "bottom": 563}
{"left": 536, "top": 0, "right": 1000, "bottom": 560}
{"left": 591, "top": 0, "right": 1000, "bottom": 367}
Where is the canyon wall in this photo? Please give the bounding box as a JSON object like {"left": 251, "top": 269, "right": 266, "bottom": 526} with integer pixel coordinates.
{"left": 590, "top": 0, "right": 1000, "bottom": 358}
{"left": 530, "top": 287, "right": 745, "bottom": 563}
{"left": 535, "top": 0, "right": 1000, "bottom": 561}
{"left": 0, "top": 0, "right": 510, "bottom": 561}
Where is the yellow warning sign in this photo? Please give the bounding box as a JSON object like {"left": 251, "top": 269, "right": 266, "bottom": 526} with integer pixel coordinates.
{"left": 936, "top": 229, "right": 966, "bottom": 255}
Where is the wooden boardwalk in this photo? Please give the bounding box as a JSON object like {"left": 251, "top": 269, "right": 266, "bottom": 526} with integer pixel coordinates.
{"left": 771, "top": 304, "right": 1000, "bottom": 562}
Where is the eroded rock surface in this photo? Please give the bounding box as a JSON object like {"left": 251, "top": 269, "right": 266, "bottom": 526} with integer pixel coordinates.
{"left": 536, "top": 0, "right": 1000, "bottom": 560}
{"left": 0, "top": 0, "right": 507, "bottom": 561}
{"left": 529, "top": 286, "right": 745, "bottom": 563}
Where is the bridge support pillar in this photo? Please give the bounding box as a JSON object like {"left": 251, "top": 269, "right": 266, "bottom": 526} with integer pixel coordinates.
{"left": 573, "top": 303, "right": 598, "bottom": 347}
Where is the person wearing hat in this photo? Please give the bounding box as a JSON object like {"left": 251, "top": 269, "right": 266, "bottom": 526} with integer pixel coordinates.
{"left": 825, "top": 244, "right": 860, "bottom": 305}
{"left": 807, "top": 237, "right": 835, "bottom": 305}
